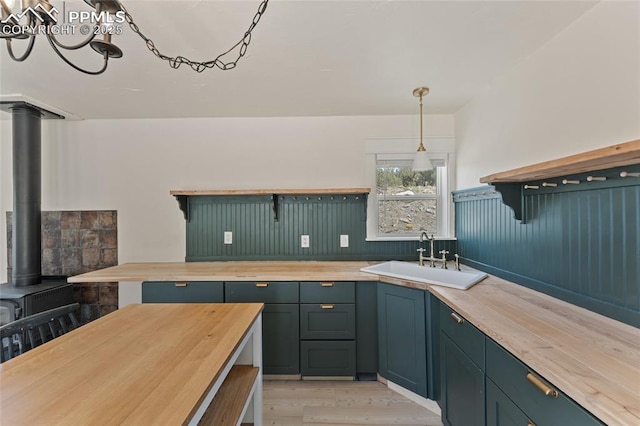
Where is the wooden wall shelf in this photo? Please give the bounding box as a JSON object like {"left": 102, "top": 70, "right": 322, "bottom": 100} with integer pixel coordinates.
{"left": 478, "top": 139, "right": 640, "bottom": 223}
{"left": 480, "top": 139, "right": 640, "bottom": 183}
{"left": 170, "top": 188, "right": 371, "bottom": 222}
{"left": 170, "top": 188, "right": 371, "bottom": 196}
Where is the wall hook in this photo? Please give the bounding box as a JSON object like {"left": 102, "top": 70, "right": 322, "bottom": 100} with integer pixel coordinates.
{"left": 620, "top": 171, "right": 640, "bottom": 178}
{"left": 523, "top": 185, "right": 539, "bottom": 190}
{"left": 542, "top": 182, "right": 557, "bottom": 187}
{"left": 586, "top": 176, "right": 607, "bottom": 182}
{"left": 562, "top": 179, "right": 580, "bottom": 185}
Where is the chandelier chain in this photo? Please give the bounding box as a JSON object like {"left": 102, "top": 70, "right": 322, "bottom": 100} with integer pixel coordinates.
{"left": 118, "top": 0, "right": 269, "bottom": 73}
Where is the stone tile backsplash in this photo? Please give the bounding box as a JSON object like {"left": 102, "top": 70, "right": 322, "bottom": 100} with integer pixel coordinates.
{"left": 6, "top": 210, "right": 118, "bottom": 323}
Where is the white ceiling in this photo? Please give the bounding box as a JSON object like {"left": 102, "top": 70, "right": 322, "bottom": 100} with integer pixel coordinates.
{"left": 0, "top": 0, "right": 598, "bottom": 119}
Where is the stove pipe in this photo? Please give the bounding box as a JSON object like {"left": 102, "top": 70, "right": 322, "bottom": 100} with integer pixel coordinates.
{"left": 11, "top": 105, "right": 42, "bottom": 287}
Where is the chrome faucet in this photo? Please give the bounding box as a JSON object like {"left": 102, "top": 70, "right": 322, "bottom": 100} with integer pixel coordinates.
{"left": 418, "top": 232, "right": 437, "bottom": 267}
{"left": 439, "top": 250, "right": 449, "bottom": 269}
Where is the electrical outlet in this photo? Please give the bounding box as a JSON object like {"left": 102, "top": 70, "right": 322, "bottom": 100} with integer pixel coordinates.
{"left": 224, "top": 231, "right": 233, "bottom": 245}
{"left": 301, "top": 235, "right": 310, "bottom": 248}
{"left": 340, "top": 234, "right": 349, "bottom": 248}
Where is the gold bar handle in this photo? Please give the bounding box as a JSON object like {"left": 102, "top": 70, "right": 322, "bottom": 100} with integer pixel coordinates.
{"left": 321, "top": 304, "right": 335, "bottom": 309}
{"left": 321, "top": 282, "right": 334, "bottom": 287}
{"left": 527, "top": 420, "right": 536, "bottom": 426}
{"left": 175, "top": 282, "right": 188, "bottom": 287}
{"left": 526, "top": 372, "right": 558, "bottom": 398}
{"left": 256, "top": 282, "right": 269, "bottom": 288}
{"left": 450, "top": 312, "right": 464, "bottom": 324}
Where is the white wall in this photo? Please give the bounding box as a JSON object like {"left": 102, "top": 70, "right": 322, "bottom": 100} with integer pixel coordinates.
{"left": 0, "top": 114, "right": 455, "bottom": 282}
{"left": 455, "top": 0, "right": 640, "bottom": 190}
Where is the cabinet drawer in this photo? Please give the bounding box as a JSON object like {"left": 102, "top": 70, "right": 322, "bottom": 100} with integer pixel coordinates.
{"left": 440, "top": 303, "right": 484, "bottom": 369}
{"left": 141, "top": 281, "right": 223, "bottom": 303}
{"left": 486, "top": 339, "right": 603, "bottom": 426}
{"left": 225, "top": 281, "right": 299, "bottom": 303}
{"left": 301, "top": 340, "right": 356, "bottom": 377}
{"left": 300, "top": 281, "right": 355, "bottom": 303}
{"left": 300, "top": 304, "right": 355, "bottom": 340}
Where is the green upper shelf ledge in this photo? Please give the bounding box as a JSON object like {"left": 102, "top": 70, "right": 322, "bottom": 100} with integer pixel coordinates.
{"left": 169, "top": 188, "right": 371, "bottom": 222}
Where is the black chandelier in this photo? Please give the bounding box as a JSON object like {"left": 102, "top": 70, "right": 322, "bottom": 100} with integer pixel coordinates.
{"left": 0, "top": 0, "right": 269, "bottom": 75}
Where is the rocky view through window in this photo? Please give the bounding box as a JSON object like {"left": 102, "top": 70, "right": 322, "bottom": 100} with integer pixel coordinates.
{"left": 377, "top": 165, "right": 438, "bottom": 236}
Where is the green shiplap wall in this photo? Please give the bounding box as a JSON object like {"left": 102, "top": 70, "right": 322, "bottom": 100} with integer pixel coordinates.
{"left": 453, "top": 166, "right": 640, "bottom": 327}
{"left": 185, "top": 194, "right": 455, "bottom": 262}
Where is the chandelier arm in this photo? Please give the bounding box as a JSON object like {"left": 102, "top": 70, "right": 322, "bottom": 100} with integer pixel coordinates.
{"left": 117, "top": 0, "right": 269, "bottom": 72}
{"left": 48, "top": 26, "right": 98, "bottom": 50}
{"left": 6, "top": 34, "right": 36, "bottom": 62}
{"left": 46, "top": 33, "right": 109, "bottom": 75}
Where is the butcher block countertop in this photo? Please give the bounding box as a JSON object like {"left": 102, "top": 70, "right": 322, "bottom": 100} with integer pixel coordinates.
{"left": 67, "top": 261, "right": 377, "bottom": 283}
{"left": 0, "top": 303, "right": 263, "bottom": 425}
{"left": 68, "top": 261, "right": 640, "bottom": 425}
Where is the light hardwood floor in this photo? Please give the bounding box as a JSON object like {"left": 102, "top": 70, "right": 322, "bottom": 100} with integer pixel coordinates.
{"left": 263, "top": 380, "right": 443, "bottom": 426}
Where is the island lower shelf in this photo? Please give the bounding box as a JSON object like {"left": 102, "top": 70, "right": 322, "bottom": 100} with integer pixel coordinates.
{"left": 199, "top": 365, "right": 260, "bottom": 426}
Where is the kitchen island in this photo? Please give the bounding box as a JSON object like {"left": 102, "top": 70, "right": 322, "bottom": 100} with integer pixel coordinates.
{"left": 0, "top": 302, "right": 264, "bottom": 425}
{"left": 69, "top": 261, "right": 640, "bottom": 426}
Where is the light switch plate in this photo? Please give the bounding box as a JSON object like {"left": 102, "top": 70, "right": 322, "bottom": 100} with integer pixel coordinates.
{"left": 301, "top": 235, "right": 310, "bottom": 248}
{"left": 340, "top": 234, "right": 349, "bottom": 248}
{"left": 224, "top": 231, "right": 233, "bottom": 245}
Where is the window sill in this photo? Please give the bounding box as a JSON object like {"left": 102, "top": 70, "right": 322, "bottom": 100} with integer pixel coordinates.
{"left": 365, "top": 236, "right": 457, "bottom": 242}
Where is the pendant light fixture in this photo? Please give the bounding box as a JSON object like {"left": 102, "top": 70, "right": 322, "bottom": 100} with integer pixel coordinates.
{"left": 411, "top": 86, "right": 433, "bottom": 171}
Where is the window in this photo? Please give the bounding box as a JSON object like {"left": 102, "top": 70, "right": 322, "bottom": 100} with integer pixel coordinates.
{"left": 365, "top": 138, "right": 454, "bottom": 240}
{"left": 376, "top": 160, "right": 441, "bottom": 236}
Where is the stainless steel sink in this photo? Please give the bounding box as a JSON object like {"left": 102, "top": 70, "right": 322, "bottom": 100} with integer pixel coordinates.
{"left": 361, "top": 261, "right": 488, "bottom": 290}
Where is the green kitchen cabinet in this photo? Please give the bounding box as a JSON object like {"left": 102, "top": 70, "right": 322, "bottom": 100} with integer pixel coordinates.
{"left": 262, "top": 304, "right": 300, "bottom": 375}
{"left": 300, "top": 281, "right": 356, "bottom": 377}
{"left": 486, "top": 378, "right": 529, "bottom": 426}
{"left": 439, "top": 302, "right": 485, "bottom": 426}
{"left": 226, "top": 281, "right": 300, "bottom": 375}
{"left": 485, "top": 338, "right": 603, "bottom": 426}
{"left": 300, "top": 303, "right": 355, "bottom": 340}
{"left": 141, "top": 281, "right": 224, "bottom": 303}
{"left": 377, "top": 282, "right": 428, "bottom": 397}
{"left": 356, "top": 282, "right": 378, "bottom": 379}
{"left": 300, "top": 340, "right": 356, "bottom": 376}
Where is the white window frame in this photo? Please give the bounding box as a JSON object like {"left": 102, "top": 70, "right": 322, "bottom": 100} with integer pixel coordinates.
{"left": 365, "top": 137, "right": 456, "bottom": 241}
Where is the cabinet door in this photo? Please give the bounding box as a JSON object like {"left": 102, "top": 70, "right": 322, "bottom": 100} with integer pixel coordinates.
{"left": 487, "top": 379, "right": 529, "bottom": 426}
{"left": 141, "top": 281, "right": 224, "bottom": 303}
{"left": 356, "top": 282, "right": 378, "bottom": 378}
{"left": 441, "top": 333, "right": 485, "bottom": 426}
{"left": 263, "top": 304, "right": 299, "bottom": 375}
{"left": 377, "top": 283, "right": 427, "bottom": 397}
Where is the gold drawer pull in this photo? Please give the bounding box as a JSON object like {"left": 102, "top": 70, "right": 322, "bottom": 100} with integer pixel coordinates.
{"left": 321, "top": 282, "right": 334, "bottom": 287}
{"left": 256, "top": 282, "right": 269, "bottom": 287}
{"left": 175, "top": 282, "right": 188, "bottom": 287}
{"left": 527, "top": 421, "right": 536, "bottom": 426}
{"left": 526, "top": 372, "right": 558, "bottom": 398}
{"left": 450, "top": 312, "right": 464, "bottom": 324}
{"left": 321, "top": 304, "right": 335, "bottom": 309}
